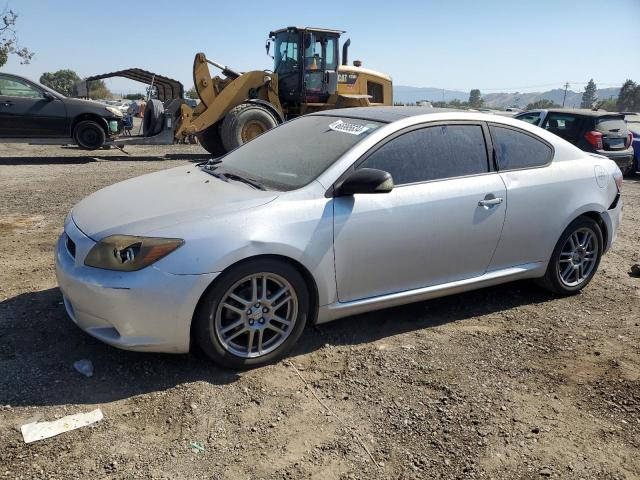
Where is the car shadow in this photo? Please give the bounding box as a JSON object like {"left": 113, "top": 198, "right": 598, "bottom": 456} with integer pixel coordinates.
{"left": 0, "top": 280, "right": 557, "bottom": 408}
{"left": 293, "top": 279, "right": 556, "bottom": 355}
{"left": 0, "top": 153, "right": 210, "bottom": 166}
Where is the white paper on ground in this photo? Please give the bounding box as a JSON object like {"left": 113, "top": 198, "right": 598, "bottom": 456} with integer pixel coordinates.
{"left": 21, "top": 408, "right": 103, "bottom": 443}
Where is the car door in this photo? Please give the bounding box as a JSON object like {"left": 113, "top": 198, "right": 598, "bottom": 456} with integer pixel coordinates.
{"left": 332, "top": 122, "right": 507, "bottom": 302}
{"left": 486, "top": 124, "right": 558, "bottom": 270}
{"left": 540, "top": 112, "right": 581, "bottom": 144}
{"left": 0, "top": 75, "right": 67, "bottom": 137}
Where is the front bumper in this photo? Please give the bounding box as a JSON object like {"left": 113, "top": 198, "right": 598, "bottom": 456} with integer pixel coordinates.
{"left": 55, "top": 218, "right": 218, "bottom": 353}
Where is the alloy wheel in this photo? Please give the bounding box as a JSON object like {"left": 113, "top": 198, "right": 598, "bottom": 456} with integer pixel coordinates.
{"left": 214, "top": 272, "right": 298, "bottom": 358}
{"left": 557, "top": 227, "right": 597, "bottom": 287}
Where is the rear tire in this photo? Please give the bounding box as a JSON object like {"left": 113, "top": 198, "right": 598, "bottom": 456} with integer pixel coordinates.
{"left": 143, "top": 99, "right": 164, "bottom": 137}
{"left": 220, "top": 103, "right": 278, "bottom": 152}
{"left": 196, "top": 122, "right": 227, "bottom": 157}
{"left": 194, "top": 258, "right": 309, "bottom": 369}
{"left": 536, "top": 216, "right": 603, "bottom": 295}
{"left": 73, "top": 120, "right": 106, "bottom": 150}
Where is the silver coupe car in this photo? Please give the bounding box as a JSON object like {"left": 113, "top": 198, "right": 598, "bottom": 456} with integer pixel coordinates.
{"left": 56, "top": 107, "right": 623, "bottom": 368}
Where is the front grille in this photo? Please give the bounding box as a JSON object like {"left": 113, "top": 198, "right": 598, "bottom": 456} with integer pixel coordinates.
{"left": 66, "top": 235, "right": 76, "bottom": 258}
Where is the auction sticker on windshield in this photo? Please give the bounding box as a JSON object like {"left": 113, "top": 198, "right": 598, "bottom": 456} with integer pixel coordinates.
{"left": 329, "top": 120, "right": 373, "bottom": 135}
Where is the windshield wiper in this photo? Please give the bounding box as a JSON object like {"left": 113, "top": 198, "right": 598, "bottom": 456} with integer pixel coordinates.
{"left": 223, "top": 173, "right": 266, "bottom": 190}
{"left": 200, "top": 165, "right": 266, "bottom": 190}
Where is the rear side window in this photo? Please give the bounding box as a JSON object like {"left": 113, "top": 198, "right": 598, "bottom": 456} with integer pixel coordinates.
{"left": 541, "top": 113, "right": 580, "bottom": 142}
{"left": 361, "top": 124, "right": 489, "bottom": 185}
{"left": 490, "top": 126, "right": 552, "bottom": 170}
{"left": 596, "top": 116, "right": 628, "bottom": 134}
{"left": 516, "top": 112, "right": 542, "bottom": 125}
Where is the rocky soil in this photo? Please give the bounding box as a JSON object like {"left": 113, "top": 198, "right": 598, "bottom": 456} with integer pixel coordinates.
{"left": 0, "top": 144, "right": 638, "bottom": 479}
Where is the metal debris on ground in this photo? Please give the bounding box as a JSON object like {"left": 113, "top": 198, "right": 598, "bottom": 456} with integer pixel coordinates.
{"left": 73, "top": 359, "right": 94, "bottom": 377}
{"left": 21, "top": 409, "right": 104, "bottom": 443}
{"left": 189, "top": 441, "right": 205, "bottom": 453}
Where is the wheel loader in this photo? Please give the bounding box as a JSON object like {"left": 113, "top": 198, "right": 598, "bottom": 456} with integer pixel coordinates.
{"left": 117, "top": 27, "right": 392, "bottom": 155}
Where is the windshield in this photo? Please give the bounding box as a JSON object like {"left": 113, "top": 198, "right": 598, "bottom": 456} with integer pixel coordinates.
{"left": 213, "top": 115, "right": 383, "bottom": 191}
{"left": 274, "top": 32, "right": 299, "bottom": 75}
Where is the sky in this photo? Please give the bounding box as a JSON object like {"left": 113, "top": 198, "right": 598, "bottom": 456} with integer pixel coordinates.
{"left": 3, "top": 0, "right": 640, "bottom": 96}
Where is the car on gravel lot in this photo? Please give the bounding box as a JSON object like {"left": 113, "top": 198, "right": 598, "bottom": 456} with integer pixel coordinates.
{"left": 514, "top": 108, "right": 634, "bottom": 175}
{"left": 56, "top": 107, "right": 623, "bottom": 368}
{"left": 0, "top": 72, "right": 123, "bottom": 150}
{"left": 622, "top": 112, "right": 640, "bottom": 173}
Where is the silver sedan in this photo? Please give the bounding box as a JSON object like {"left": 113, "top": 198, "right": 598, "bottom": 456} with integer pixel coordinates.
{"left": 56, "top": 108, "right": 623, "bottom": 368}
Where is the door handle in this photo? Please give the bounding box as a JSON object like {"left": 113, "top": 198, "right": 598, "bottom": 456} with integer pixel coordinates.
{"left": 478, "top": 197, "right": 503, "bottom": 207}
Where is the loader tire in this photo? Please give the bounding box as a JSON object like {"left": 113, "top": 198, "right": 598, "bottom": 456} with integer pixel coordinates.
{"left": 143, "top": 99, "right": 164, "bottom": 137}
{"left": 220, "top": 103, "right": 278, "bottom": 151}
{"left": 196, "top": 122, "right": 227, "bottom": 158}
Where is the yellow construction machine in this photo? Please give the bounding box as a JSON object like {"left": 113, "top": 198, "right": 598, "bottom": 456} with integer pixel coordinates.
{"left": 118, "top": 27, "right": 392, "bottom": 155}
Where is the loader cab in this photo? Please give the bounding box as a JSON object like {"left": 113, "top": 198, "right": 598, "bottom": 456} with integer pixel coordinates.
{"left": 269, "top": 27, "right": 343, "bottom": 108}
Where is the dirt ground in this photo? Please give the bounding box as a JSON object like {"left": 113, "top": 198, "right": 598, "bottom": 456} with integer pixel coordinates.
{"left": 0, "top": 143, "right": 638, "bottom": 480}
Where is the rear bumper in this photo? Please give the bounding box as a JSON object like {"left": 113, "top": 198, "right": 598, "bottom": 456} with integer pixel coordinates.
{"left": 55, "top": 217, "right": 218, "bottom": 353}
{"left": 595, "top": 148, "right": 634, "bottom": 171}
{"left": 601, "top": 194, "right": 623, "bottom": 253}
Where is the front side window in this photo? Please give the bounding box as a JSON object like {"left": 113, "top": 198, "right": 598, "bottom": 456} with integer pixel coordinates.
{"left": 0, "top": 76, "right": 43, "bottom": 98}
{"left": 490, "top": 125, "right": 552, "bottom": 170}
{"left": 360, "top": 124, "right": 489, "bottom": 185}
{"left": 217, "top": 115, "right": 382, "bottom": 191}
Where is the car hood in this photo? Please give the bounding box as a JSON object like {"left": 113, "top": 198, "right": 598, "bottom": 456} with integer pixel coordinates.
{"left": 63, "top": 97, "right": 119, "bottom": 116}
{"left": 72, "top": 165, "right": 278, "bottom": 239}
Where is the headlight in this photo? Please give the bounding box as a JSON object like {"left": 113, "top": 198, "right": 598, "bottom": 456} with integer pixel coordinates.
{"left": 84, "top": 235, "right": 184, "bottom": 271}
{"left": 105, "top": 106, "right": 123, "bottom": 117}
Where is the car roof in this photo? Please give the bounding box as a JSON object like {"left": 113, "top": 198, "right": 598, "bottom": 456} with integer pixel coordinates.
{"left": 311, "top": 106, "right": 462, "bottom": 123}
{"left": 528, "top": 108, "right": 624, "bottom": 118}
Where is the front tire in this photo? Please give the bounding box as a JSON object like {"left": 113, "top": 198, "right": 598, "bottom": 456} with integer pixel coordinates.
{"left": 73, "top": 120, "right": 106, "bottom": 150}
{"left": 194, "top": 259, "right": 309, "bottom": 369}
{"left": 220, "top": 103, "right": 278, "bottom": 152}
{"left": 537, "top": 216, "right": 603, "bottom": 295}
{"left": 196, "top": 122, "right": 226, "bottom": 157}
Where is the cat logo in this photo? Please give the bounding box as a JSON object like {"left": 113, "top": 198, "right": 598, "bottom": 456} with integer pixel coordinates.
{"left": 337, "top": 73, "right": 359, "bottom": 85}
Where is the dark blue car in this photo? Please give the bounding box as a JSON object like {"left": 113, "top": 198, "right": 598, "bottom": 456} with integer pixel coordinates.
{"left": 623, "top": 113, "right": 640, "bottom": 173}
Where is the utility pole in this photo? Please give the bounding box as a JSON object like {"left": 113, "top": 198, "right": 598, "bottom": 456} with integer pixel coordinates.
{"left": 562, "top": 82, "right": 570, "bottom": 107}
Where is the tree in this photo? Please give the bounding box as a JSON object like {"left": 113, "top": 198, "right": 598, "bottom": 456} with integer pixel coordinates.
{"left": 0, "top": 8, "right": 33, "bottom": 67}
{"left": 580, "top": 79, "right": 597, "bottom": 109}
{"left": 595, "top": 98, "right": 617, "bottom": 111}
{"left": 39, "top": 70, "right": 81, "bottom": 96}
{"left": 124, "top": 93, "right": 145, "bottom": 100}
{"left": 525, "top": 99, "right": 560, "bottom": 110}
{"left": 186, "top": 86, "right": 198, "bottom": 99}
{"left": 468, "top": 89, "right": 484, "bottom": 108}
{"left": 616, "top": 79, "right": 638, "bottom": 111}
{"left": 87, "top": 80, "right": 113, "bottom": 100}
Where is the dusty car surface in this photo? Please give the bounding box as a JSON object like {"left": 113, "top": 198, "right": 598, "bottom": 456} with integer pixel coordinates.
{"left": 56, "top": 107, "right": 623, "bottom": 368}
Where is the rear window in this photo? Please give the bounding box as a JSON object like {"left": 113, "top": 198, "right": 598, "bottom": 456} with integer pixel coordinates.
{"left": 596, "top": 116, "right": 628, "bottom": 134}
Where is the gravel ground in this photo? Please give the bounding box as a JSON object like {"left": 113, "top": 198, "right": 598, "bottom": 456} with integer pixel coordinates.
{"left": 0, "top": 144, "right": 638, "bottom": 480}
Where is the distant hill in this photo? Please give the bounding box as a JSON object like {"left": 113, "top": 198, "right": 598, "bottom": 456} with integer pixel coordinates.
{"left": 393, "top": 85, "right": 620, "bottom": 109}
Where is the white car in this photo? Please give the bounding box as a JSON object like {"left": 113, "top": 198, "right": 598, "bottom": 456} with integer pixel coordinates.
{"left": 56, "top": 108, "right": 623, "bottom": 368}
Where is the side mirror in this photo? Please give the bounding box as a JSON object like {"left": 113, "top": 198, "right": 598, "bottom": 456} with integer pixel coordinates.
{"left": 42, "top": 91, "right": 55, "bottom": 101}
{"left": 335, "top": 168, "right": 394, "bottom": 196}
{"left": 265, "top": 39, "right": 271, "bottom": 56}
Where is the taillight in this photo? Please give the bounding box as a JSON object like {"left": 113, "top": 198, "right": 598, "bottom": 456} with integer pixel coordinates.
{"left": 625, "top": 132, "right": 633, "bottom": 148}
{"left": 612, "top": 167, "right": 623, "bottom": 192}
{"left": 584, "top": 131, "right": 603, "bottom": 150}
